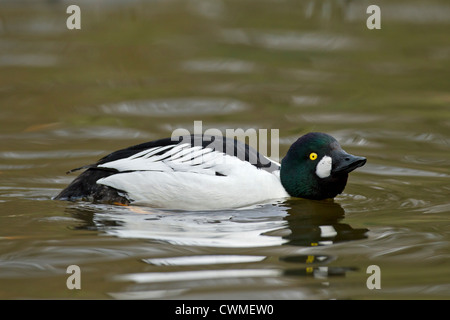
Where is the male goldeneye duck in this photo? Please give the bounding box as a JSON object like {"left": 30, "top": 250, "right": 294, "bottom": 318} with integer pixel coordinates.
{"left": 54, "top": 132, "right": 366, "bottom": 210}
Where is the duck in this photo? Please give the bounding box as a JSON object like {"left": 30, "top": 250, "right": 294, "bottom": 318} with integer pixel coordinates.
{"left": 54, "top": 132, "right": 366, "bottom": 210}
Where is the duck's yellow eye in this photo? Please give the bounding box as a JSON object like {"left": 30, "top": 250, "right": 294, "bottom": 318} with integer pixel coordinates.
{"left": 309, "top": 152, "right": 318, "bottom": 160}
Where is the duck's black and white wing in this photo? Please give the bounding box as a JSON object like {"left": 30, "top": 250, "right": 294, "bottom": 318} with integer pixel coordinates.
{"left": 55, "top": 135, "right": 288, "bottom": 210}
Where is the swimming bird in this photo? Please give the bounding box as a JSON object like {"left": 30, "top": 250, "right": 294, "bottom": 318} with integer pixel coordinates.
{"left": 54, "top": 132, "right": 366, "bottom": 210}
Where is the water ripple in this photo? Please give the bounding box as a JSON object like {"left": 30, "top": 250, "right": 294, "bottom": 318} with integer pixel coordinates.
{"left": 0, "top": 126, "right": 153, "bottom": 141}
{"left": 143, "top": 255, "right": 266, "bottom": 266}
{"left": 0, "top": 150, "right": 104, "bottom": 160}
{"left": 220, "top": 29, "right": 359, "bottom": 51}
{"left": 360, "top": 163, "right": 449, "bottom": 178}
{"left": 0, "top": 54, "right": 60, "bottom": 67}
{"left": 100, "top": 98, "right": 248, "bottom": 117}
{"left": 182, "top": 59, "right": 257, "bottom": 73}
{"left": 114, "top": 268, "right": 281, "bottom": 284}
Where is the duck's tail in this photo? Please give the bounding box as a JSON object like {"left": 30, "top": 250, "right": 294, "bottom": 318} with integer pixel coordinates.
{"left": 53, "top": 167, "right": 130, "bottom": 205}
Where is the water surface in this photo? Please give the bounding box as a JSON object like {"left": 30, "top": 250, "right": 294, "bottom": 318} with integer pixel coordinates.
{"left": 0, "top": 0, "right": 449, "bottom": 299}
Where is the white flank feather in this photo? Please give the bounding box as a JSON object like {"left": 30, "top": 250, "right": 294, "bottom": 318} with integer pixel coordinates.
{"left": 96, "top": 144, "right": 289, "bottom": 210}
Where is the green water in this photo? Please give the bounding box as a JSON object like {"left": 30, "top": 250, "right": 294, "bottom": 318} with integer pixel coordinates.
{"left": 0, "top": 0, "right": 449, "bottom": 299}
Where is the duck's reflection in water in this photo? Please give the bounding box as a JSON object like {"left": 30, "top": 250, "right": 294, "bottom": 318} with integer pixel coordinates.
{"left": 66, "top": 198, "right": 368, "bottom": 295}
{"left": 67, "top": 199, "right": 367, "bottom": 246}
{"left": 274, "top": 199, "right": 368, "bottom": 279}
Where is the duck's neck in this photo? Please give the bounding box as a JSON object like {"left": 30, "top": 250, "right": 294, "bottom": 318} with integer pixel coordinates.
{"left": 280, "top": 155, "right": 312, "bottom": 198}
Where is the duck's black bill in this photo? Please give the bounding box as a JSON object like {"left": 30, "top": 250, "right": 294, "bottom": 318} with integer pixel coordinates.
{"left": 332, "top": 151, "right": 367, "bottom": 174}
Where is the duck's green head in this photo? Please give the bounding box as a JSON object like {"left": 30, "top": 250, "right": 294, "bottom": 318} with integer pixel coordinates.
{"left": 280, "top": 132, "right": 366, "bottom": 200}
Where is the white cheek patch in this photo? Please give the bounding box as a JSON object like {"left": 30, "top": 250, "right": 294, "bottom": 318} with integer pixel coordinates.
{"left": 315, "top": 156, "right": 332, "bottom": 178}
